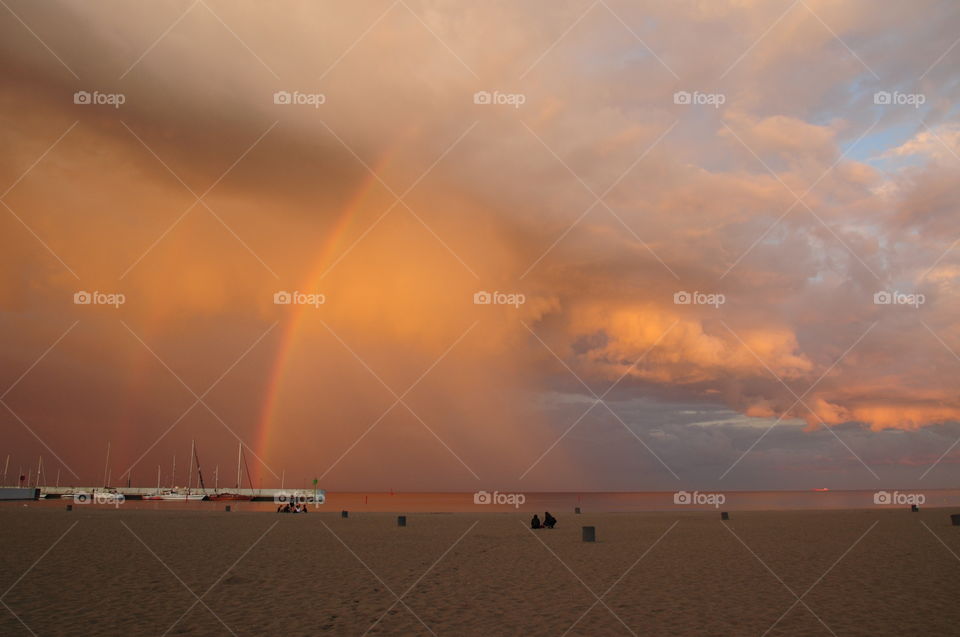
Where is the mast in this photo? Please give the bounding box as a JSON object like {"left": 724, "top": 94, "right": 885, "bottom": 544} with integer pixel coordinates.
{"left": 102, "top": 442, "right": 111, "bottom": 487}
{"left": 36, "top": 456, "right": 42, "bottom": 489}
{"left": 2, "top": 454, "right": 8, "bottom": 487}
{"left": 236, "top": 441, "right": 242, "bottom": 490}
{"left": 193, "top": 442, "right": 205, "bottom": 493}
{"left": 171, "top": 455, "right": 176, "bottom": 490}
{"left": 156, "top": 464, "right": 161, "bottom": 494}
{"left": 242, "top": 451, "right": 254, "bottom": 492}
{"left": 214, "top": 465, "right": 219, "bottom": 491}
{"left": 56, "top": 468, "right": 60, "bottom": 488}
{"left": 187, "top": 440, "right": 195, "bottom": 495}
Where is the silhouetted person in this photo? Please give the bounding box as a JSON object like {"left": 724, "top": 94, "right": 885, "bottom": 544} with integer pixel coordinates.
{"left": 531, "top": 514, "right": 542, "bottom": 529}
{"left": 543, "top": 511, "right": 557, "bottom": 529}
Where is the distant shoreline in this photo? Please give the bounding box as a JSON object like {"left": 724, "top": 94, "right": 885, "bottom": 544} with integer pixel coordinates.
{"left": 4, "top": 487, "right": 957, "bottom": 513}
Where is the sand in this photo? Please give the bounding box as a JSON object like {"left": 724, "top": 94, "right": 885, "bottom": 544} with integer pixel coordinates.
{"left": 0, "top": 506, "right": 958, "bottom": 636}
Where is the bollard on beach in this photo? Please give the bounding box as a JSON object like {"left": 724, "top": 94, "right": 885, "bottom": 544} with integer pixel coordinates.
{"left": 65, "top": 504, "right": 72, "bottom": 512}
{"left": 911, "top": 504, "right": 919, "bottom": 512}
{"left": 582, "top": 526, "right": 596, "bottom": 542}
{"left": 951, "top": 514, "right": 960, "bottom": 526}
{"left": 341, "top": 510, "right": 349, "bottom": 518}
{"left": 225, "top": 505, "right": 231, "bottom": 512}
{"left": 574, "top": 507, "right": 581, "bottom": 514}
{"left": 397, "top": 515, "right": 406, "bottom": 527}
{"left": 721, "top": 511, "right": 729, "bottom": 520}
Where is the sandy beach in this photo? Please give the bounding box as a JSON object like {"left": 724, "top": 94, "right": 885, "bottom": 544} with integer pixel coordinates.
{"left": 1, "top": 506, "right": 958, "bottom": 636}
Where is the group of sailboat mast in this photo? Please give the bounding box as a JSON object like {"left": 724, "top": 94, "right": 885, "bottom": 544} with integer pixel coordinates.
{"left": 143, "top": 441, "right": 252, "bottom": 501}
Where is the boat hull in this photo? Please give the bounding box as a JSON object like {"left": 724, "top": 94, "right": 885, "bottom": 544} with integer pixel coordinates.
{"left": 143, "top": 494, "right": 206, "bottom": 501}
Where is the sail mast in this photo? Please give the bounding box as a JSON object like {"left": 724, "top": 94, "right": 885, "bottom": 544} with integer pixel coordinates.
{"left": 193, "top": 442, "right": 205, "bottom": 492}
{"left": 102, "top": 442, "right": 111, "bottom": 487}
{"left": 187, "top": 440, "right": 195, "bottom": 494}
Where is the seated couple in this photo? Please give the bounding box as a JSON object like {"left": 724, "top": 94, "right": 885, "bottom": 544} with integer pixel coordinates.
{"left": 531, "top": 511, "right": 557, "bottom": 529}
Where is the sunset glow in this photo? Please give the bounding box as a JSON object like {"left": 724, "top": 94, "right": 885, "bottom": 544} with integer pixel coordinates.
{"left": 2, "top": 0, "right": 959, "bottom": 493}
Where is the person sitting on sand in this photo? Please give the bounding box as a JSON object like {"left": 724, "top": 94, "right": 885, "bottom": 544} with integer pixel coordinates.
{"left": 543, "top": 512, "right": 557, "bottom": 529}
{"left": 531, "top": 514, "right": 541, "bottom": 529}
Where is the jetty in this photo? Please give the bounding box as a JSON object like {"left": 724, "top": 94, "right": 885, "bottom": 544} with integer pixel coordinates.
{"left": 0, "top": 487, "right": 41, "bottom": 501}
{"left": 10, "top": 486, "right": 324, "bottom": 503}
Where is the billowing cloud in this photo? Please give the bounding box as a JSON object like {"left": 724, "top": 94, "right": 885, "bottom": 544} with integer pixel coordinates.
{"left": 1, "top": 0, "right": 959, "bottom": 489}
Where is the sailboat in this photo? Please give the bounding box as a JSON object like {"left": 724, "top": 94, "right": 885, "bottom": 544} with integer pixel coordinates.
{"left": 143, "top": 445, "right": 205, "bottom": 501}
{"left": 144, "top": 491, "right": 205, "bottom": 501}
{"left": 207, "top": 442, "right": 254, "bottom": 501}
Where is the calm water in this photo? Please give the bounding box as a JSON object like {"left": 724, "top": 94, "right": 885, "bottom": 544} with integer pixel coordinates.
{"left": 8, "top": 489, "right": 959, "bottom": 513}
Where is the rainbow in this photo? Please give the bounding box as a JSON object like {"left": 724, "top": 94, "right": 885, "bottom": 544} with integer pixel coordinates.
{"left": 252, "top": 155, "right": 394, "bottom": 480}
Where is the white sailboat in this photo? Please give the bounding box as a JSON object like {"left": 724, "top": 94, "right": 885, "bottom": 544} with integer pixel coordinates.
{"left": 143, "top": 446, "right": 205, "bottom": 500}
{"left": 142, "top": 492, "right": 205, "bottom": 501}
{"left": 207, "top": 442, "right": 253, "bottom": 501}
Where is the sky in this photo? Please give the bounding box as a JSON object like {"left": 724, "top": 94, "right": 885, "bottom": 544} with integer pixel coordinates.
{"left": 1, "top": 0, "right": 959, "bottom": 493}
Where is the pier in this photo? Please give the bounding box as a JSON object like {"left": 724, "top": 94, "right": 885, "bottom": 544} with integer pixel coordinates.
{"left": 28, "top": 487, "right": 324, "bottom": 502}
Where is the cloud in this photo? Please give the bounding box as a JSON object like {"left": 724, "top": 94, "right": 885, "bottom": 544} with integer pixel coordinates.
{"left": 1, "top": 0, "right": 959, "bottom": 488}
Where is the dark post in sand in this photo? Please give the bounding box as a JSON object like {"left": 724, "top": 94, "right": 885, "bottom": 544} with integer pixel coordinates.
{"left": 397, "top": 515, "right": 406, "bottom": 527}
{"left": 341, "top": 510, "right": 349, "bottom": 518}
{"left": 582, "top": 526, "right": 596, "bottom": 542}
{"left": 721, "top": 511, "right": 729, "bottom": 520}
